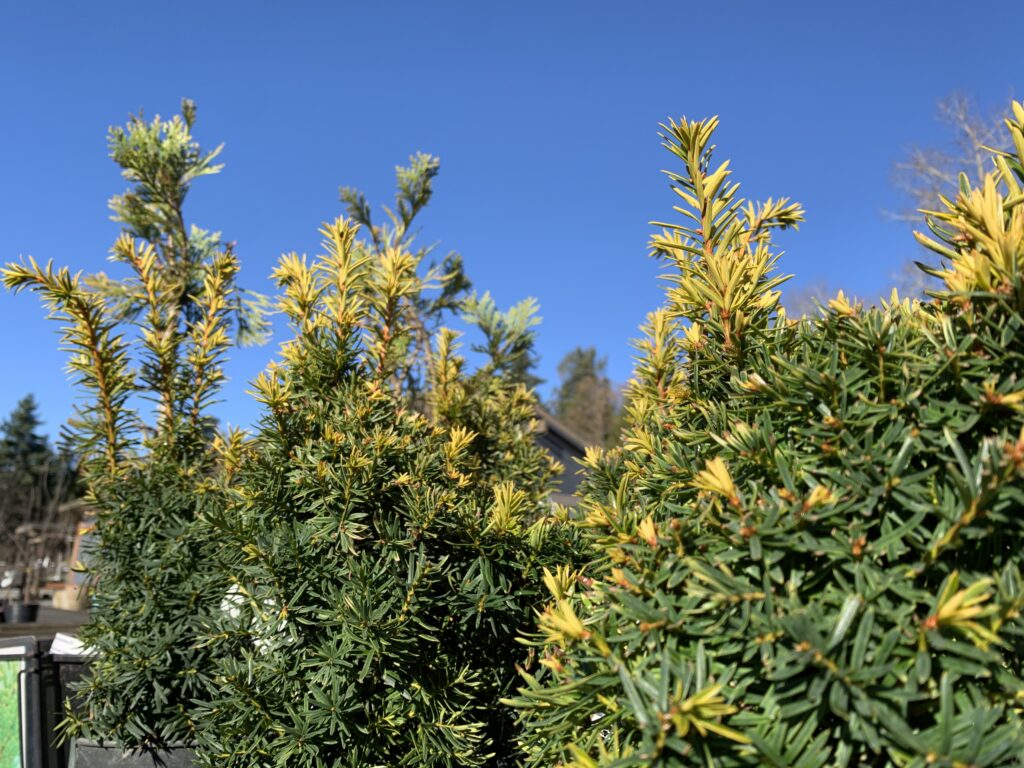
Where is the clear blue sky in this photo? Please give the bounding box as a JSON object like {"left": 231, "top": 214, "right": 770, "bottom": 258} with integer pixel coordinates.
{"left": 1, "top": 1, "right": 1020, "bottom": 439}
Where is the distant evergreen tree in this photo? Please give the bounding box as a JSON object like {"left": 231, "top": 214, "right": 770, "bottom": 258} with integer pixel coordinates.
{"left": 549, "top": 347, "right": 621, "bottom": 447}
{"left": 0, "top": 394, "right": 50, "bottom": 490}
{"left": 0, "top": 394, "right": 78, "bottom": 562}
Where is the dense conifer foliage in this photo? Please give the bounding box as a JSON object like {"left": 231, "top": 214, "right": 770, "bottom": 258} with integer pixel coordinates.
{"left": 194, "top": 216, "right": 580, "bottom": 767}
{"left": 5, "top": 101, "right": 581, "bottom": 764}
{"left": 508, "top": 106, "right": 1024, "bottom": 766}
{"left": 3, "top": 101, "right": 250, "bottom": 748}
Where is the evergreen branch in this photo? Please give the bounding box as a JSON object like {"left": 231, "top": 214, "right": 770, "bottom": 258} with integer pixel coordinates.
{"left": 2, "top": 257, "right": 137, "bottom": 474}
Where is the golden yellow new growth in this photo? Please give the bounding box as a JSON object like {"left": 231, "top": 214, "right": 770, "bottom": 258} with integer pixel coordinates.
{"left": 828, "top": 290, "right": 859, "bottom": 317}
{"left": 737, "top": 372, "right": 767, "bottom": 393}
{"left": 249, "top": 371, "right": 289, "bottom": 411}
{"left": 624, "top": 427, "right": 657, "bottom": 456}
{"left": 538, "top": 599, "right": 589, "bottom": 646}
{"left": 982, "top": 379, "right": 1024, "bottom": 412}
{"left": 485, "top": 482, "right": 529, "bottom": 534}
{"left": 637, "top": 515, "right": 659, "bottom": 547}
{"left": 671, "top": 684, "right": 750, "bottom": 744}
{"left": 803, "top": 485, "right": 837, "bottom": 511}
{"left": 691, "top": 457, "right": 738, "bottom": 504}
{"left": 682, "top": 321, "right": 704, "bottom": 351}
{"left": 542, "top": 565, "right": 578, "bottom": 601}
{"left": 444, "top": 426, "right": 477, "bottom": 459}
{"left": 923, "top": 571, "right": 1003, "bottom": 650}
{"left": 580, "top": 499, "right": 615, "bottom": 530}
{"left": 914, "top": 104, "right": 1024, "bottom": 295}
{"left": 273, "top": 252, "right": 324, "bottom": 333}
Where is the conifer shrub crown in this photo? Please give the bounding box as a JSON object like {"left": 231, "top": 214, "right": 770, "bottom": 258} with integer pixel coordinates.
{"left": 509, "top": 106, "right": 1024, "bottom": 766}
{"left": 3, "top": 101, "right": 251, "bottom": 747}
{"left": 194, "top": 182, "right": 581, "bottom": 766}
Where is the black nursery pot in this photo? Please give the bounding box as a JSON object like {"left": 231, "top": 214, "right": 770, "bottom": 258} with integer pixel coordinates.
{"left": 2, "top": 601, "right": 38, "bottom": 623}
{"left": 71, "top": 740, "right": 197, "bottom": 768}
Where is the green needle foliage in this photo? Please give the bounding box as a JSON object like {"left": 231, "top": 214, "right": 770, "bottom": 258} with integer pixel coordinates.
{"left": 88, "top": 99, "right": 271, "bottom": 346}
{"left": 508, "top": 106, "right": 1024, "bottom": 766}
{"left": 2, "top": 100, "right": 251, "bottom": 749}
{"left": 339, "top": 151, "right": 472, "bottom": 399}
{"left": 195, "top": 214, "right": 581, "bottom": 767}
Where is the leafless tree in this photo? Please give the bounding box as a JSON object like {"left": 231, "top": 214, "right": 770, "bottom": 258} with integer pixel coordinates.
{"left": 888, "top": 94, "right": 1011, "bottom": 295}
